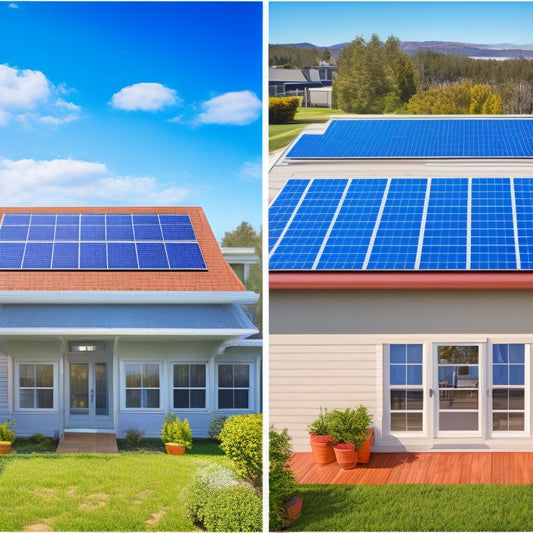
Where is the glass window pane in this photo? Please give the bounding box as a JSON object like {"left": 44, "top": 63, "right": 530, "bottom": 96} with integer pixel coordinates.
{"left": 125, "top": 364, "right": 141, "bottom": 388}
{"left": 142, "top": 364, "right": 159, "bottom": 388}
{"left": 191, "top": 390, "right": 206, "bottom": 409}
{"left": 492, "top": 389, "right": 509, "bottom": 410}
{"left": 493, "top": 365, "right": 508, "bottom": 386}
{"left": 493, "top": 344, "right": 508, "bottom": 363}
{"left": 390, "top": 412, "right": 406, "bottom": 431}
{"left": 19, "top": 364, "right": 35, "bottom": 387}
{"left": 407, "top": 344, "right": 422, "bottom": 364}
{"left": 493, "top": 412, "right": 508, "bottom": 431}
{"left": 406, "top": 413, "right": 423, "bottom": 431}
{"left": 509, "top": 412, "right": 525, "bottom": 431}
{"left": 173, "top": 389, "right": 189, "bottom": 409}
{"left": 390, "top": 365, "right": 405, "bottom": 385}
{"left": 406, "top": 390, "right": 424, "bottom": 410}
{"left": 406, "top": 365, "right": 422, "bottom": 385}
{"left": 37, "top": 364, "right": 53, "bottom": 388}
{"left": 190, "top": 365, "right": 206, "bottom": 387}
{"left": 37, "top": 389, "right": 53, "bottom": 409}
{"left": 234, "top": 365, "right": 249, "bottom": 388}
{"left": 234, "top": 389, "right": 249, "bottom": 409}
{"left": 218, "top": 389, "right": 233, "bottom": 409}
{"left": 126, "top": 389, "right": 141, "bottom": 408}
{"left": 439, "top": 390, "right": 478, "bottom": 410}
{"left": 19, "top": 389, "right": 35, "bottom": 408}
{"left": 218, "top": 365, "right": 233, "bottom": 388}
{"left": 173, "top": 365, "right": 189, "bottom": 388}
{"left": 390, "top": 390, "right": 406, "bottom": 411}
{"left": 143, "top": 389, "right": 159, "bottom": 409}
{"left": 509, "top": 365, "right": 524, "bottom": 386}
{"left": 390, "top": 345, "right": 406, "bottom": 364}
{"left": 509, "top": 389, "right": 525, "bottom": 409}
{"left": 509, "top": 344, "right": 525, "bottom": 364}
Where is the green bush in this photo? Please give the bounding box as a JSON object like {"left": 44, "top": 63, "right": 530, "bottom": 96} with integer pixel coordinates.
{"left": 308, "top": 406, "right": 331, "bottom": 435}
{"left": 0, "top": 420, "right": 15, "bottom": 443}
{"left": 124, "top": 428, "right": 145, "bottom": 448}
{"left": 328, "top": 405, "right": 372, "bottom": 450}
{"left": 185, "top": 463, "right": 239, "bottom": 526}
{"left": 218, "top": 414, "right": 263, "bottom": 489}
{"left": 269, "top": 97, "right": 300, "bottom": 124}
{"left": 269, "top": 427, "right": 298, "bottom": 531}
{"left": 202, "top": 485, "right": 262, "bottom": 532}
{"left": 161, "top": 413, "right": 192, "bottom": 449}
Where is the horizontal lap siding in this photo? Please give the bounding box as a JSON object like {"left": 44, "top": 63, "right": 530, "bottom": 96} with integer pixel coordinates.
{"left": 0, "top": 353, "right": 8, "bottom": 415}
{"left": 270, "top": 335, "right": 379, "bottom": 452}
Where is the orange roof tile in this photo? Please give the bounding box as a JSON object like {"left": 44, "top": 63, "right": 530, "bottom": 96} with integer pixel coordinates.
{"left": 0, "top": 207, "right": 245, "bottom": 292}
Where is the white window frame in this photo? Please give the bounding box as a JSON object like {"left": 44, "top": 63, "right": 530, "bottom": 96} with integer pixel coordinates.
{"left": 171, "top": 362, "right": 208, "bottom": 411}
{"left": 216, "top": 362, "right": 254, "bottom": 411}
{"left": 15, "top": 362, "right": 57, "bottom": 412}
{"left": 122, "top": 362, "right": 162, "bottom": 411}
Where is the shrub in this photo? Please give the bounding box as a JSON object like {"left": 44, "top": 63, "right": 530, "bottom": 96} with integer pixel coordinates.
{"left": 269, "top": 427, "right": 298, "bottom": 531}
{"left": 308, "top": 406, "right": 331, "bottom": 436}
{"left": 328, "top": 405, "right": 372, "bottom": 450}
{"left": 0, "top": 420, "right": 15, "bottom": 443}
{"left": 202, "top": 485, "right": 262, "bottom": 532}
{"left": 208, "top": 416, "right": 228, "bottom": 440}
{"left": 161, "top": 413, "right": 192, "bottom": 449}
{"left": 218, "top": 414, "right": 262, "bottom": 489}
{"left": 124, "top": 428, "right": 145, "bottom": 448}
{"left": 28, "top": 433, "right": 48, "bottom": 444}
{"left": 185, "top": 463, "right": 240, "bottom": 526}
{"left": 269, "top": 97, "right": 300, "bottom": 124}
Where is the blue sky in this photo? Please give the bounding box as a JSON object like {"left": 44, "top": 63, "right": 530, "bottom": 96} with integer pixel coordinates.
{"left": 269, "top": 2, "right": 533, "bottom": 47}
{"left": 0, "top": 2, "right": 262, "bottom": 241}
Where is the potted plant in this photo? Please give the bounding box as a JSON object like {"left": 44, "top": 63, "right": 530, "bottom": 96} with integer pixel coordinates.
{"left": 161, "top": 413, "right": 193, "bottom": 455}
{"left": 328, "top": 406, "right": 372, "bottom": 469}
{"left": 307, "top": 407, "right": 335, "bottom": 466}
{"left": 0, "top": 420, "right": 15, "bottom": 454}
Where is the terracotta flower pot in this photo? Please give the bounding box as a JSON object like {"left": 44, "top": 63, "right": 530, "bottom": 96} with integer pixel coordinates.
{"left": 309, "top": 434, "right": 335, "bottom": 466}
{"left": 165, "top": 443, "right": 186, "bottom": 455}
{"left": 357, "top": 427, "right": 375, "bottom": 464}
{"left": 0, "top": 441, "right": 12, "bottom": 455}
{"left": 334, "top": 443, "right": 357, "bottom": 470}
{"left": 283, "top": 495, "right": 303, "bottom": 525}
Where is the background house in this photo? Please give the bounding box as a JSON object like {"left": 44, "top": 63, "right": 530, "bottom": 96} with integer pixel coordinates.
{"left": 0, "top": 207, "right": 261, "bottom": 440}
{"left": 269, "top": 115, "right": 533, "bottom": 452}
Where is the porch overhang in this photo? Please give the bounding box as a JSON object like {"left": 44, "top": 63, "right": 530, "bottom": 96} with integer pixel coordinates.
{"left": 269, "top": 271, "right": 533, "bottom": 290}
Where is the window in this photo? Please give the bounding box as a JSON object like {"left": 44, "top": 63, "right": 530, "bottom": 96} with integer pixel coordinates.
{"left": 18, "top": 363, "right": 54, "bottom": 409}
{"left": 125, "top": 363, "right": 160, "bottom": 408}
{"left": 173, "top": 364, "right": 206, "bottom": 409}
{"left": 389, "top": 344, "right": 423, "bottom": 432}
{"left": 218, "top": 364, "right": 250, "bottom": 409}
{"left": 492, "top": 344, "right": 525, "bottom": 431}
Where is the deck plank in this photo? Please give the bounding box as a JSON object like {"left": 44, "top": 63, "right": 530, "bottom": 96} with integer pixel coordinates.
{"left": 289, "top": 451, "right": 533, "bottom": 485}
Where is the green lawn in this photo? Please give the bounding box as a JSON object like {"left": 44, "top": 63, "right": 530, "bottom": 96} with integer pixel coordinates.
{"left": 288, "top": 483, "right": 533, "bottom": 531}
{"left": 0, "top": 440, "right": 229, "bottom": 531}
{"left": 269, "top": 107, "right": 344, "bottom": 152}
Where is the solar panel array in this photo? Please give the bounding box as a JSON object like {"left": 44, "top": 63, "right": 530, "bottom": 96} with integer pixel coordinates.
{"left": 0, "top": 213, "right": 207, "bottom": 270}
{"left": 286, "top": 119, "right": 533, "bottom": 159}
{"left": 269, "top": 177, "right": 533, "bottom": 271}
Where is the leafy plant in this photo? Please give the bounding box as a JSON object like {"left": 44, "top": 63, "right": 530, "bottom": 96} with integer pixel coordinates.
{"left": 269, "top": 427, "right": 298, "bottom": 531}
{"left": 207, "top": 416, "right": 228, "bottom": 440}
{"left": 218, "top": 414, "right": 263, "bottom": 489}
{"left": 328, "top": 406, "right": 372, "bottom": 450}
{"left": 308, "top": 406, "right": 331, "bottom": 436}
{"left": 0, "top": 420, "right": 16, "bottom": 443}
{"left": 161, "top": 413, "right": 192, "bottom": 449}
{"left": 269, "top": 97, "right": 300, "bottom": 124}
{"left": 124, "top": 428, "right": 145, "bottom": 448}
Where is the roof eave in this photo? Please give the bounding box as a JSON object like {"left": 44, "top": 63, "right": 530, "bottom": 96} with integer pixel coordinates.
{"left": 269, "top": 271, "right": 533, "bottom": 290}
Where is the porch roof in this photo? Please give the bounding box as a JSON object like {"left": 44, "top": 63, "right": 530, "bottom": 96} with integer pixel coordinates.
{"left": 0, "top": 303, "right": 258, "bottom": 337}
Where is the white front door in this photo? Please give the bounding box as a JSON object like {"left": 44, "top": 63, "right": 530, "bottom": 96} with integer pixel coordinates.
{"left": 67, "top": 355, "right": 113, "bottom": 429}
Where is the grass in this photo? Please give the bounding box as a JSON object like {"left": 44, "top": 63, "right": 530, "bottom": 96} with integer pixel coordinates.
{"left": 0, "top": 439, "right": 229, "bottom": 531}
{"left": 269, "top": 107, "right": 344, "bottom": 152}
{"left": 288, "top": 483, "right": 533, "bottom": 531}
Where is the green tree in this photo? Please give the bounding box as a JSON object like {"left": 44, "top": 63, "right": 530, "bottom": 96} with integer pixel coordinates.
{"left": 221, "top": 222, "right": 262, "bottom": 336}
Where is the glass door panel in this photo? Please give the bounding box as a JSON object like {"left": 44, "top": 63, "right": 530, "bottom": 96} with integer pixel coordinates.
{"left": 437, "top": 345, "right": 480, "bottom": 433}
{"left": 95, "top": 363, "right": 109, "bottom": 416}
{"left": 70, "top": 363, "right": 89, "bottom": 415}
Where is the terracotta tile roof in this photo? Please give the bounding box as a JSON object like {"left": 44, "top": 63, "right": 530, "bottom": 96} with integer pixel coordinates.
{"left": 0, "top": 207, "right": 245, "bottom": 292}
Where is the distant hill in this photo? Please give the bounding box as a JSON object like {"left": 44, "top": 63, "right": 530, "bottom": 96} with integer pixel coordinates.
{"left": 273, "top": 41, "right": 533, "bottom": 60}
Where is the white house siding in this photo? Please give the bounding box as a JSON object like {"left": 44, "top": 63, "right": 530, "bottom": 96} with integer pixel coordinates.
{"left": 270, "top": 289, "right": 533, "bottom": 452}
{"left": 0, "top": 353, "right": 9, "bottom": 418}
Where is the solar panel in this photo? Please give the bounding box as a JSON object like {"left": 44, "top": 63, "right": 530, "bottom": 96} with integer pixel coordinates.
{"left": 269, "top": 177, "right": 533, "bottom": 271}
{"left": 0, "top": 213, "right": 206, "bottom": 270}
{"left": 286, "top": 118, "right": 533, "bottom": 159}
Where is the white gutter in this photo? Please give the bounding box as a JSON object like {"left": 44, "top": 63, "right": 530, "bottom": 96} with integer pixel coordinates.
{"left": 0, "top": 327, "right": 259, "bottom": 337}
{"left": 0, "top": 290, "right": 259, "bottom": 305}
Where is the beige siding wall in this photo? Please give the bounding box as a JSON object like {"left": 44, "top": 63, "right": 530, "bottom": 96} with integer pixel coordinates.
{"left": 270, "top": 334, "right": 380, "bottom": 452}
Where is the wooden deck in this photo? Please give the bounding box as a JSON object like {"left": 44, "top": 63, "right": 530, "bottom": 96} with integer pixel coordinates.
{"left": 289, "top": 451, "right": 533, "bottom": 485}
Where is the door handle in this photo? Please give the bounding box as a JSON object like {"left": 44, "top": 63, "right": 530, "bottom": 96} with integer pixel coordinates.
{"left": 429, "top": 388, "right": 434, "bottom": 397}
{"left": 90, "top": 389, "right": 94, "bottom": 404}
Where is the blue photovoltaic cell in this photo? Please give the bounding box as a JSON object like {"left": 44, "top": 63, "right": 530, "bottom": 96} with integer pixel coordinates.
{"left": 286, "top": 119, "right": 533, "bottom": 159}
{"left": 269, "top": 179, "right": 348, "bottom": 270}
{"left": 269, "top": 177, "right": 533, "bottom": 271}
{"left": 316, "top": 179, "right": 387, "bottom": 269}
{"left": 471, "top": 178, "right": 516, "bottom": 269}
{"left": 268, "top": 179, "right": 310, "bottom": 251}
{"left": 366, "top": 179, "right": 427, "bottom": 269}
{"left": 0, "top": 212, "right": 206, "bottom": 270}
{"left": 419, "top": 178, "right": 468, "bottom": 269}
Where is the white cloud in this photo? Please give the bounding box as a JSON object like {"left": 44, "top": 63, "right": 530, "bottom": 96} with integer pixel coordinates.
{"left": 8, "top": 3, "right": 19, "bottom": 8}
{"left": 0, "top": 64, "right": 82, "bottom": 126}
{"left": 110, "top": 82, "right": 180, "bottom": 111}
{"left": 196, "top": 91, "right": 261, "bottom": 126}
{"left": 0, "top": 157, "right": 191, "bottom": 206}
{"left": 239, "top": 161, "right": 261, "bottom": 180}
